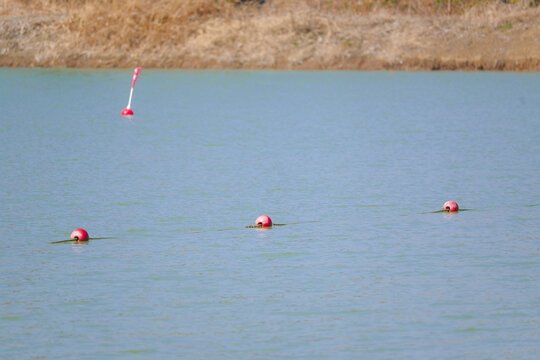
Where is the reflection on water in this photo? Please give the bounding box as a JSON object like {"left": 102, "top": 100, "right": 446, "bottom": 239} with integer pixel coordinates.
{"left": 70, "top": 243, "right": 88, "bottom": 254}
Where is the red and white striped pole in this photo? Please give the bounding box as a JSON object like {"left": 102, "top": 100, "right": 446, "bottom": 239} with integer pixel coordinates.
{"left": 121, "top": 67, "right": 142, "bottom": 116}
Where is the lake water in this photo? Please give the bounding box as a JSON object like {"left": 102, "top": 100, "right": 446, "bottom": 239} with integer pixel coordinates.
{"left": 0, "top": 70, "right": 539, "bottom": 359}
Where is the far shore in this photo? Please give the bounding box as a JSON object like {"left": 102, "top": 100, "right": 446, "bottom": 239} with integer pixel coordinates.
{"left": 1, "top": 1, "right": 539, "bottom": 71}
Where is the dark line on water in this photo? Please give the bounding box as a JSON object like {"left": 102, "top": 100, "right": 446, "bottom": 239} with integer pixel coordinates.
{"left": 51, "top": 220, "right": 323, "bottom": 241}
{"left": 245, "top": 224, "right": 286, "bottom": 228}
{"left": 50, "top": 237, "right": 116, "bottom": 244}
{"left": 196, "top": 220, "right": 321, "bottom": 233}
{"left": 421, "top": 209, "right": 474, "bottom": 214}
{"left": 244, "top": 220, "right": 320, "bottom": 229}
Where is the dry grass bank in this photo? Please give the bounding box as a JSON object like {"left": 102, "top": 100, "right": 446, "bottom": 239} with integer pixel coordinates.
{"left": 1, "top": 0, "right": 539, "bottom": 70}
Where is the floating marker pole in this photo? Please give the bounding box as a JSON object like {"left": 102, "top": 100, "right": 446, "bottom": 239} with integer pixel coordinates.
{"left": 121, "top": 67, "right": 142, "bottom": 116}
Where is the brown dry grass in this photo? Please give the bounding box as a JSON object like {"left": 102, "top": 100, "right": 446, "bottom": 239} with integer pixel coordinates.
{"left": 0, "top": 0, "right": 539, "bottom": 70}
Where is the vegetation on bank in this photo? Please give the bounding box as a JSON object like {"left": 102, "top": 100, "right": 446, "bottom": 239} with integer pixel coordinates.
{"left": 4, "top": 0, "right": 540, "bottom": 16}
{"left": 1, "top": 0, "right": 539, "bottom": 70}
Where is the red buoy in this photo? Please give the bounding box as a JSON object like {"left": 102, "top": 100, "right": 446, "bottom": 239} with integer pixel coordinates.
{"left": 255, "top": 215, "right": 272, "bottom": 228}
{"left": 121, "top": 108, "right": 134, "bottom": 116}
{"left": 71, "top": 228, "right": 89, "bottom": 241}
{"left": 443, "top": 201, "right": 459, "bottom": 212}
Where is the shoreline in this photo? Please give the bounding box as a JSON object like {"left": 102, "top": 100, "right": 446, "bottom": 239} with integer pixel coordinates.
{"left": 1, "top": 2, "right": 539, "bottom": 71}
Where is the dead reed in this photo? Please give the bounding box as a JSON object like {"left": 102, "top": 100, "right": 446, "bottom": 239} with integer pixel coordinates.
{"left": 1, "top": 0, "right": 539, "bottom": 69}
